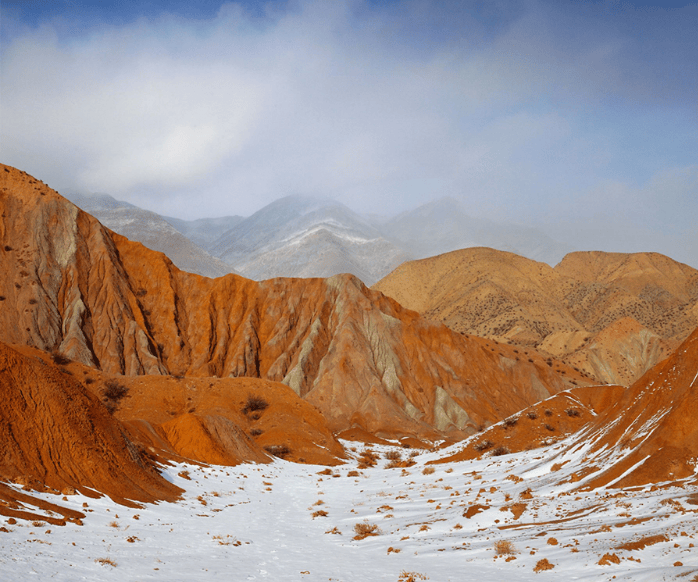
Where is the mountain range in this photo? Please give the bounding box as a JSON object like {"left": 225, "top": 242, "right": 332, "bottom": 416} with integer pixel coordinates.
{"left": 66, "top": 191, "right": 572, "bottom": 285}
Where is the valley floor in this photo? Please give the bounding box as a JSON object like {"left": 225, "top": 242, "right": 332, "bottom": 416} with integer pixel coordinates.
{"left": 1, "top": 438, "right": 697, "bottom": 582}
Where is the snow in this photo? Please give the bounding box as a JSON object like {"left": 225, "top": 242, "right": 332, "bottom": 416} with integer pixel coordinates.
{"left": 1, "top": 440, "right": 696, "bottom": 581}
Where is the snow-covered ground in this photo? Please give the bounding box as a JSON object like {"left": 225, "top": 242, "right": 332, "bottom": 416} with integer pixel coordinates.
{"left": 1, "top": 438, "right": 696, "bottom": 581}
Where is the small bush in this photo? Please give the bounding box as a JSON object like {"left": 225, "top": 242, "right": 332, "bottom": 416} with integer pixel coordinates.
{"left": 474, "top": 440, "right": 494, "bottom": 452}
{"left": 249, "top": 428, "right": 263, "bottom": 437}
{"left": 51, "top": 352, "right": 71, "bottom": 366}
{"left": 527, "top": 410, "right": 538, "bottom": 420}
{"left": 243, "top": 394, "right": 269, "bottom": 415}
{"left": 384, "top": 450, "right": 402, "bottom": 461}
{"left": 503, "top": 417, "right": 518, "bottom": 428}
{"left": 312, "top": 510, "right": 328, "bottom": 518}
{"left": 491, "top": 446, "right": 510, "bottom": 457}
{"left": 103, "top": 379, "right": 129, "bottom": 401}
{"left": 494, "top": 539, "right": 517, "bottom": 556}
{"left": 84, "top": 377, "right": 94, "bottom": 385}
{"left": 265, "top": 444, "right": 291, "bottom": 459}
{"left": 95, "top": 558, "right": 117, "bottom": 567}
{"left": 347, "top": 470, "right": 360, "bottom": 477}
{"left": 566, "top": 408, "right": 580, "bottom": 417}
{"left": 544, "top": 409, "right": 553, "bottom": 417}
{"left": 422, "top": 467, "right": 435, "bottom": 475}
{"left": 544, "top": 424, "right": 555, "bottom": 432}
{"left": 353, "top": 521, "right": 380, "bottom": 540}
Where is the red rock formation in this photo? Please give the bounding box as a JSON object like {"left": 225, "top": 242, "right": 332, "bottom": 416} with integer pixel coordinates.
{"left": 0, "top": 341, "right": 180, "bottom": 507}
{"left": 0, "top": 164, "right": 582, "bottom": 438}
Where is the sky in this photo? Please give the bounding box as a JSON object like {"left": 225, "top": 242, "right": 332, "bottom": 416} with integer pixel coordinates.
{"left": 1, "top": 0, "right": 697, "bottom": 262}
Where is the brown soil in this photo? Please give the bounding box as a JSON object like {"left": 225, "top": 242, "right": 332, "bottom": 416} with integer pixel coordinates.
{"left": 0, "top": 341, "right": 181, "bottom": 508}
{"left": 374, "top": 247, "right": 698, "bottom": 386}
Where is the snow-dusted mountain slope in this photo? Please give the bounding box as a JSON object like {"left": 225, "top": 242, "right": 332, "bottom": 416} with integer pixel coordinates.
{"left": 64, "top": 192, "right": 237, "bottom": 279}
{"left": 163, "top": 214, "right": 245, "bottom": 252}
{"left": 382, "top": 197, "right": 571, "bottom": 266}
{"left": 211, "top": 195, "right": 410, "bottom": 285}
{"left": 2, "top": 438, "right": 695, "bottom": 581}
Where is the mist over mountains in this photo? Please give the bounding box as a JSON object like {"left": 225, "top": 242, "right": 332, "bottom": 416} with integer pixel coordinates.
{"left": 66, "top": 191, "right": 575, "bottom": 285}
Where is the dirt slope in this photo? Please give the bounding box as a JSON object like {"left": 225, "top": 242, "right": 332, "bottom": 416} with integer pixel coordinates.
{"left": 0, "top": 164, "right": 586, "bottom": 438}
{"left": 0, "top": 341, "right": 180, "bottom": 507}
{"left": 374, "top": 247, "right": 698, "bottom": 386}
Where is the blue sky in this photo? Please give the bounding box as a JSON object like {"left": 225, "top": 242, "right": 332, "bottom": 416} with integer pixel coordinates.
{"left": 1, "top": 0, "right": 697, "bottom": 262}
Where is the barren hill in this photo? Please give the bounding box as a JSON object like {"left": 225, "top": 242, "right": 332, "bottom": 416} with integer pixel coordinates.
{"left": 0, "top": 164, "right": 587, "bottom": 440}
{"left": 373, "top": 247, "right": 698, "bottom": 386}
{"left": 65, "top": 192, "right": 236, "bottom": 278}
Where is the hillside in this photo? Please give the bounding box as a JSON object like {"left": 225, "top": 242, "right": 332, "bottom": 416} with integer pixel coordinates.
{"left": 374, "top": 247, "right": 698, "bottom": 386}
{"left": 64, "top": 192, "right": 236, "bottom": 278}
{"left": 0, "top": 164, "right": 588, "bottom": 442}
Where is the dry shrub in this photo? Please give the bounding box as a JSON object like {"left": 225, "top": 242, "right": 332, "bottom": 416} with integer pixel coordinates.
{"left": 398, "top": 572, "right": 429, "bottom": 582}
{"left": 249, "top": 428, "right": 263, "bottom": 437}
{"left": 178, "top": 470, "right": 191, "bottom": 480}
{"left": 108, "top": 521, "right": 119, "bottom": 529}
{"left": 347, "top": 470, "right": 360, "bottom": 477}
{"left": 491, "top": 446, "right": 510, "bottom": 457}
{"left": 353, "top": 521, "right": 380, "bottom": 540}
{"left": 101, "top": 379, "right": 129, "bottom": 412}
{"left": 544, "top": 409, "right": 553, "bottom": 417}
{"left": 325, "top": 527, "right": 342, "bottom": 535}
{"left": 358, "top": 449, "right": 379, "bottom": 469}
{"left": 95, "top": 558, "right": 117, "bottom": 567}
{"left": 385, "top": 450, "right": 402, "bottom": 461}
{"left": 534, "top": 558, "right": 554, "bottom": 572}
{"left": 565, "top": 408, "right": 580, "bottom": 417}
{"left": 544, "top": 424, "right": 555, "bottom": 432}
{"left": 474, "top": 440, "right": 494, "bottom": 452}
{"left": 51, "top": 352, "right": 71, "bottom": 366}
{"left": 265, "top": 444, "right": 291, "bottom": 459}
{"left": 527, "top": 410, "right": 538, "bottom": 420}
{"left": 422, "top": 466, "right": 435, "bottom": 475}
{"left": 503, "top": 417, "right": 518, "bottom": 428}
{"left": 242, "top": 394, "right": 269, "bottom": 415}
{"left": 494, "top": 540, "right": 517, "bottom": 556}
{"left": 312, "top": 510, "right": 328, "bottom": 518}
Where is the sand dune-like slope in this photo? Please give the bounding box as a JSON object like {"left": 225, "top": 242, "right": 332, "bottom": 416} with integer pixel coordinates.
{"left": 374, "top": 247, "right": 698, "bottom": 385}
{"left": 0, "top": 341, "right": 181, "bottom": 510}
{"left": 0, "top": 164, "right": 586, "bottom": 439}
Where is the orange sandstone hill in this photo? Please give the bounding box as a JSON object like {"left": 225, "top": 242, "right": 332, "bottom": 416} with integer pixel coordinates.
{"left": 0, "top": 164, "right": 588, "bottom": 440}
{"left": 0, "top": 341, "right": 182, "bottom": 511}
{"left": 438, "top": 324, "right": 698, "bottom": 489}
{"left": 373, "top": 247, "right": 698, "bottom": 386}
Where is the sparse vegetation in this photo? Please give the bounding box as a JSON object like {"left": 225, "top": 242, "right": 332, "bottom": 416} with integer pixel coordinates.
{"left": 566, "top": 408, "right": 580, "bottom": 417}
{"left": 95, "top": 558, "right": 117, "bottom": 568}
{"left": 544, "top": 409, "right": 553, "bottom": 417}
{"left": 249, "top": 428, "right": 263, "bottom": 437}
{"left": 101, "top": 379, "right": 129, "bottom": 413}
{"left": 474, "top": 440, "right": 494, "bottom": 452}
{"left": 398, "top": 571, "right": 429, "bottom": 581}
{"left": 353, "top": 521, "right": 380, "bottom": 540}
{"left": 264, "top": 444, "right": 291, "bottom": 459}
{"left": 527, "top": 410, "right": 538, "bottom": 420}
{"left": 243, "top": 394, "right": 269, "bottom": 415}
{"left": 491, "top": 446, "right": 510, "bottom": 457}
{"left": 312, "top": 510, "right": 328, "bottom": 518}
{"left": 503, "top": 416, "right": 518, "bottom": 428}
{"left": 384, "top": 450, "right": 402, "bottom": 461}
{"left": 544, "top": 424, "right": 555, "bottom": 432}
{"left": 51, "top": 352, "right": 71, "bottom": 366}
{"left": 422, "top": 467, "right": 435, "bottom": 475}
{"left": 494, "top": 539, "right": 517, "bottom": 556}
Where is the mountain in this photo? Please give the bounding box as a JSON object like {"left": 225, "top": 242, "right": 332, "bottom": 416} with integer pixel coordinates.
{"left": 163, "top": 214, "right": 245, "bottom": 252}
{"left": 0, "top": 163, "right": 587, "bottom": 441}
{"left": 381, "top": 197, "right": 572, "bottom": 266}
{"left": 210, "top": 195, "right": 411, "bottom": 285}
{"left": 373, "top": 247, "right": 698, "bottom": 386}
{"left": 64, "top": 191, "right": 237, "bottom": 279}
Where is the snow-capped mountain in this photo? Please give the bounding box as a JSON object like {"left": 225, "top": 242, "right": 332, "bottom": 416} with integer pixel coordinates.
{"left": 210, "top": 195, "right": 410, "bottom": 284}
{"left": 64, "top": 192, "right": 237, "bottom": 279}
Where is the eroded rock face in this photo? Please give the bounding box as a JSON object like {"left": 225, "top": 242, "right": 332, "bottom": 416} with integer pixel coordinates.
{"left": 0, "top": 341, "right": 180, "bottom": 505}
{"left": 374, "top": 247, "right": 698, "bottom": 386}
{"left": 0, "top": 164, "right": 582, "bottom": 437}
